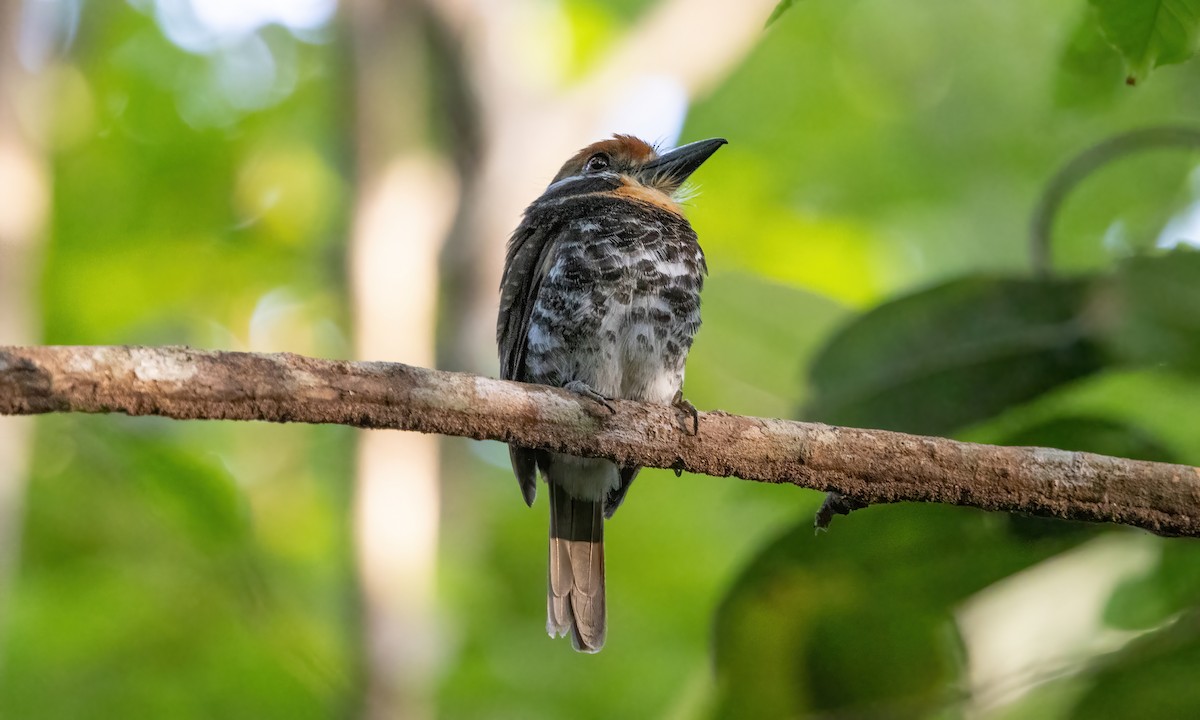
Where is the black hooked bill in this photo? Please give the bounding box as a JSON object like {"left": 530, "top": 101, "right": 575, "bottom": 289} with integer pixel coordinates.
{"left": 639, "top": 137, "right": 728, "bottom": 186}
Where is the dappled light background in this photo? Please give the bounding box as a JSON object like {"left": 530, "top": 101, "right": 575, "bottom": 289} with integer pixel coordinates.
{"left": 2, "top": 0, "right": 1200, "bottom": 718}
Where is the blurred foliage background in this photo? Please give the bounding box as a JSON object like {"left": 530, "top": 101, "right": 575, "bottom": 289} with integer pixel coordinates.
{"left": 1, "top": 0, "right": 1200, "bottom": 718}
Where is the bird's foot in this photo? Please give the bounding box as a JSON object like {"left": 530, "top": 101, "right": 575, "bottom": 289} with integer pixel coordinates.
{"left": 671, "top": 390, "right": 699, "bottom": 435}
{"left": 565, "top": 380, "right": 617, "bottom": 415}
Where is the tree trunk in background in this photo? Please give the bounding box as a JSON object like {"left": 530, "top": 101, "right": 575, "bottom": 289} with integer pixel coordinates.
{"left": 348, "top": 2, "right": 458, "bottom": 717}
{"left": 0, "top": 0, "right": 51, "bottom": 669}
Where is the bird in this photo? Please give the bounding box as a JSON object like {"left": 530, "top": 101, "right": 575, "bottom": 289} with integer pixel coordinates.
{"left": 497, "top": 134, "right": 726, "bottom": 652}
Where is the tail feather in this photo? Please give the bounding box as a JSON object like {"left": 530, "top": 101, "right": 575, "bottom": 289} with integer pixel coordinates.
{"left": 547, "top": 482, "right": 606, "bottom": 653}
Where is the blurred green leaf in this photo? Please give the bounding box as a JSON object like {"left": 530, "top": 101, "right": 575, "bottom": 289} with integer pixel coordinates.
{"left": 714, "top": 505, "right": 1093, "bottom": 719}
{"left": 689, "top": 272, "right": 847, "bottom": 419}
{"left": 997, "top": 415, "right": 1177, "bottom": 463}
{"left": 1056, "top": 6, "right": 1127, "bottom": 107}
{"left": 2, "top": 5, "right": 358, "bottom": 718}
{"left": 1070, "top": 610, "right": 1200, "bottom": 718}
{"left": 1106, "top": 539, "right": 1200, "bottom": 630}
{"left": 1107, "top": 249, "right": 1200, "bottom": 371}
{"left": 804, "top": 277, "right": 1105, "bottom": 435}
{"left": 765, "top": 0, "right": 802, "bottom": 28}
{"left": 1088, "top": 0, "right": 1200, "bottom": 83}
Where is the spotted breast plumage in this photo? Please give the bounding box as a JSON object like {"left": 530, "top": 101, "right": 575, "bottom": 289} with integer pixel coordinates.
{"left": 497, "top": 134, "right": 725, "bottom": 652}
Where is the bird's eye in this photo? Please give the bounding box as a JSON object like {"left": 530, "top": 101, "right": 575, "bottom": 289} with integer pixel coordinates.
{"left": 585, "top": 153, "right": 610, "bottom": 173}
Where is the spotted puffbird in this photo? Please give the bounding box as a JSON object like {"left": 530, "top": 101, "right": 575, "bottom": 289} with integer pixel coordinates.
{"left": 497, "top": 134, "right": 726, "bottom": 652}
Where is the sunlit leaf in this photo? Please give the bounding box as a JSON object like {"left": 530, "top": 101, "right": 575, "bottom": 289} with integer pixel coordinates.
{"left": 1089, "top": 0, "right": 1200, "bottom": 83}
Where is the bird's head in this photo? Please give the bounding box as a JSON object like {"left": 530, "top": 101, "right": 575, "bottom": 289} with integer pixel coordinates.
{"left": 545, "top": 134, "right": 727, "bottom": 207}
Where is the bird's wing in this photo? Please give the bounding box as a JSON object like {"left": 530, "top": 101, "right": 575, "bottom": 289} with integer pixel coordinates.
{"left": 498, "top": 216, "right": 561, "bottom": 383}
{"left": 498, "top": 214, "right": 565, "bottom": 505}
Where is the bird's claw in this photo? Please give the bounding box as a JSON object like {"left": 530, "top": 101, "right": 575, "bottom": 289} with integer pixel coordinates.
{"left": 671, "top": 390, "right": 699, "bottom": 435}
{"left": 565, "top": 380, "right": 617, "bottom": 415}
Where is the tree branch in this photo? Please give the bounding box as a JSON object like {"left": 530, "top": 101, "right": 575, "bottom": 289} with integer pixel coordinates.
{"left": 3, "top": 345, "right": 1199, "bottom": 537}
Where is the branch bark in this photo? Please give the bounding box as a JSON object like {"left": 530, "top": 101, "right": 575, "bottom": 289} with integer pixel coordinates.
{"left": 3, "top": 344, "right": 1199, "bottom": 537}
